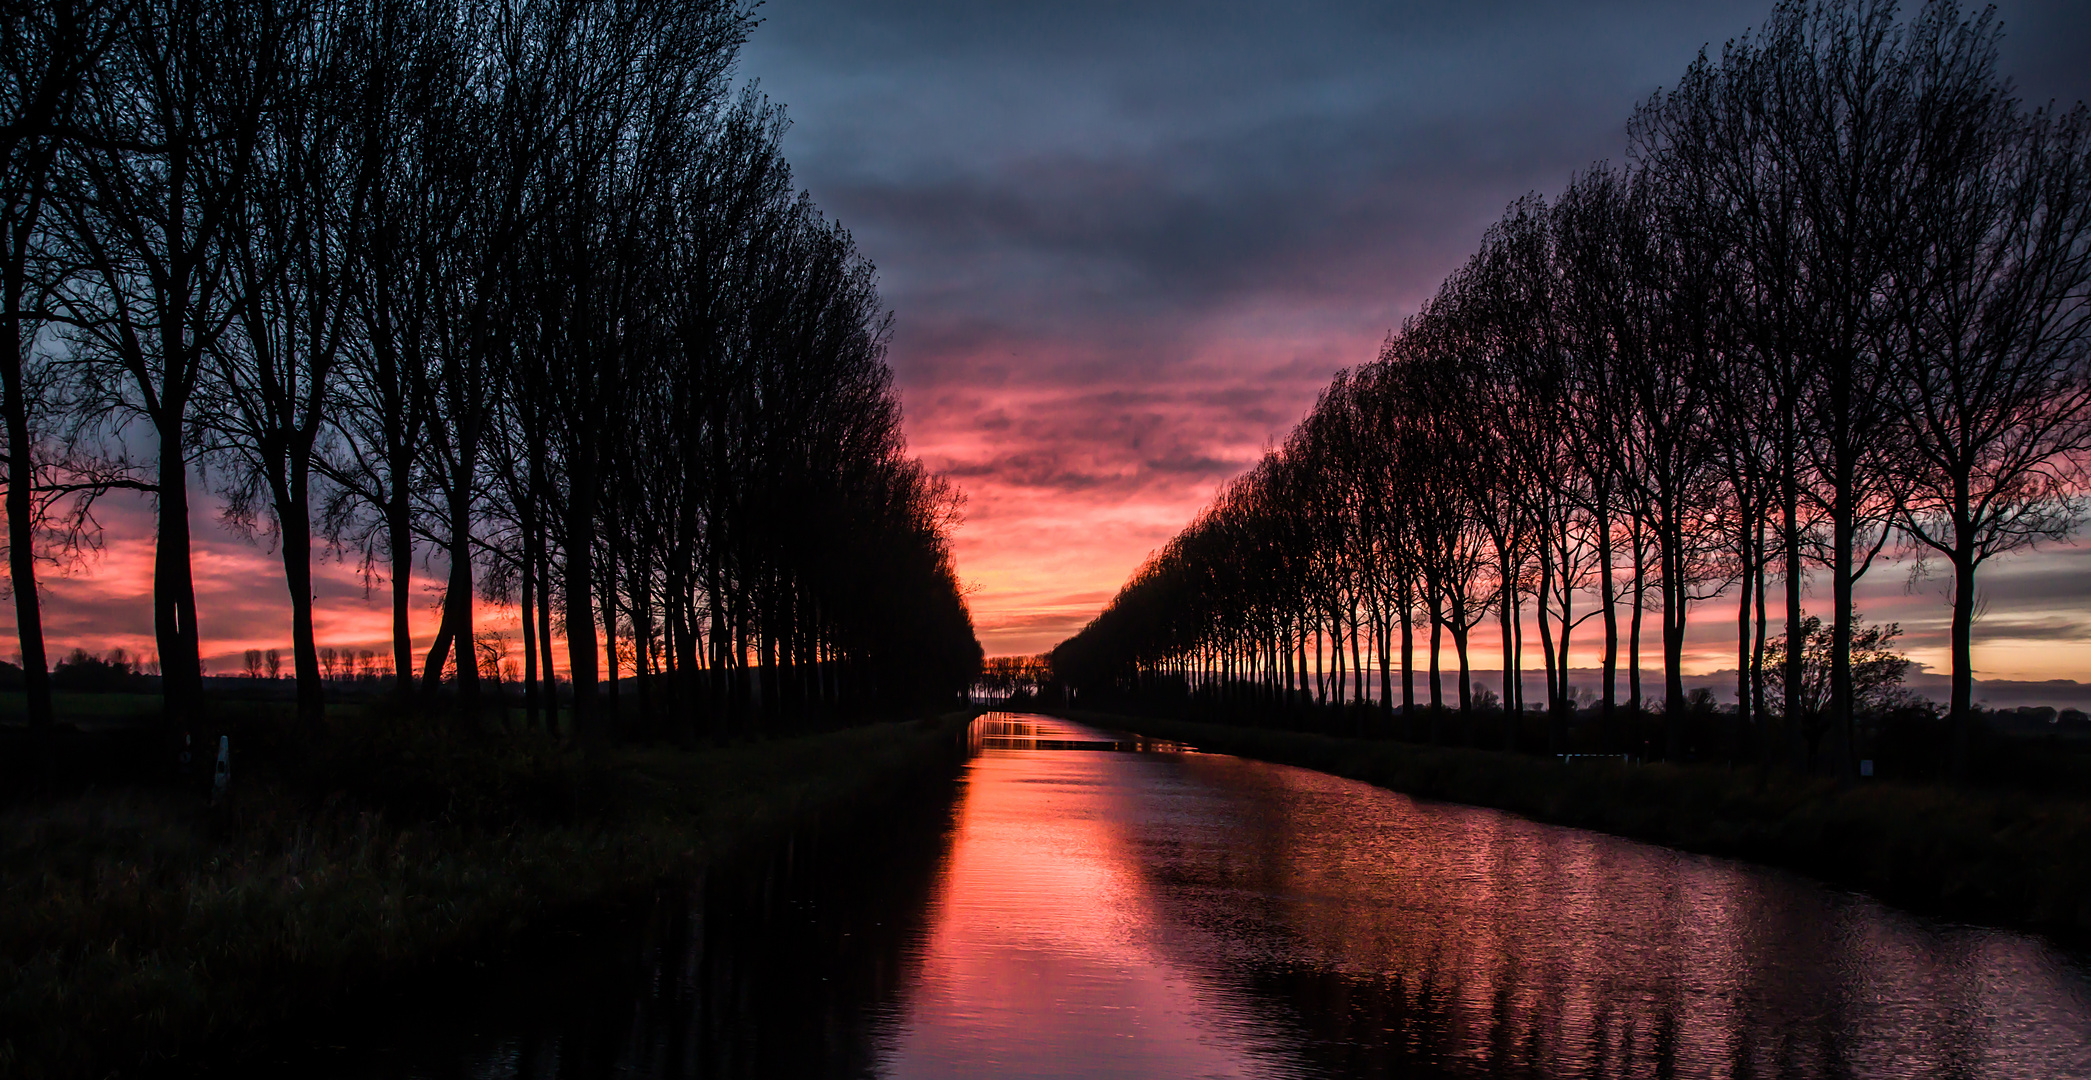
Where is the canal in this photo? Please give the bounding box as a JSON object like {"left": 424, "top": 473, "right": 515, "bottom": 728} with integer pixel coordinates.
{"left": 244, "top": 713, "right": 2091, "bottom": 1079}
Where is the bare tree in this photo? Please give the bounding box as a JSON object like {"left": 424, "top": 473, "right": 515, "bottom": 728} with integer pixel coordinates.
{"left": 1885, "top": 98, "right": 2091, "bottom": 774}
{"left": 208, "top": 0, "right": 377, "bottom": 726}
{"left": 15, "top": 0, "right": 981, "bottom": 748}
{"left": 1, "top": 0, "right": 130, "bottom": 731}
{"left": 53, "top": 0, "right": 291, "bottom": 731}
{"left": 1055, "top": 0, "right": 2089, "bottom": 783}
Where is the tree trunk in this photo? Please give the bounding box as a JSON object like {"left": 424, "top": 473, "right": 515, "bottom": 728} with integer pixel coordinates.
{"left": 565, "top": 490, "right": 599, "bottom": 740}
{"left": 387, "top": 459, "right": 415, "bottom": 699}
{"left": 1427, "top": 591, "right": 1443, "bottom": 713}
{"left": 1736, "top": 510, "right": 1753, "bottom": 765}
{"left": 1498, "top": 550, "right": 1517, "bottom": 747}
{"left": 2, "top": 252, "right": 53, "bottom": 733}
{"left": 1428, "top": 593, "right": 1443, "bottom": 742}
{"left": 1628, "top": 529, "right": 1646, "bottom": 715}
{"left": 441, "top": 474, "right": 479, "bottom": 712}
{"left": 539, "top": 530, "right": 559, "bottom": 737}
{"left": 1949, "top": 538, "right": 1975, "bottom": 781}
{"left": 1831, "top": 474, "right": 1855, "bottom": 782}
{"left": 1398, "top": 580, "right": 1415, "bottom": 720}
{"left": 1754, "top": 514, "right": 1770, "bottom": 767}
{"left": 3, "top": 116, "right": 62, "bottom": 742}
{"left": 1783, "top": 452, "right": 1807, "bottom": 772}
{"left": 675, "top": 582, "right": 700, "bottom": 736}
{"left": 1452, "top": 621, "right": 1472, "bottom": 741}
{"left": 1662, "top": 522, "right": 1686, "bottom": 761}
{"left": 1349, "top": 602, "right": 1365, "bottom": 712}
{"left": 600, "top": 532, "right": 620, "bottom": 723}
{"left": 1597, "top": 503, "right": 1617, "bottom": 720}
{"left": 522, "top": 539, "right": 540, "bottom": 731}
{"left": 421, "top": 586, "right": 455, "bottom": 692}
{"left": 1510, "top": 582, "right": 1526, "bottom": 714}
{"left": 155, "top": 437, "right": 205, "bottom": 732}
{"left": 1536, "top": 544, "right": 1559, "bottom": 754}
{"left": 278, "top": 476, "right": 324, "bottom": 727}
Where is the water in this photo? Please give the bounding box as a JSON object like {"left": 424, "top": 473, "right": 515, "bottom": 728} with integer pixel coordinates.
{"left": 227, "top": 714, "right": 2091, "bottom": 1079}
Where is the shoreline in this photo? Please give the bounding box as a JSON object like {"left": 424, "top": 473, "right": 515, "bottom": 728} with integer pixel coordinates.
{"left": 1, "top": 710, "right": 976, "bottom": 1080}
{"left": 1046, "top": 707, "right": 2091, "bottom": 950}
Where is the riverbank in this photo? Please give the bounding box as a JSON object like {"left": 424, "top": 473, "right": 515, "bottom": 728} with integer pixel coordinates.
{"left": 1, "top": 709, "right": 974, "bottom": 1080}
{"left": 1056, "top": 708, "right": 2091, "bottom": 947}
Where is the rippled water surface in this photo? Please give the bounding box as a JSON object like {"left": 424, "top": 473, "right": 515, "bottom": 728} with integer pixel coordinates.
{"left": 235, "top": 714, "right": 2091, "bottom": 1079}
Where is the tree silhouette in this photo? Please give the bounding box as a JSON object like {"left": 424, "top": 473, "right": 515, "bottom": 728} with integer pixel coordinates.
{"left": 1053, "top": 0, "right": 2090, "bottom": 779}
{"left": 7, "top": 0, "right": 979, "bottom": 766}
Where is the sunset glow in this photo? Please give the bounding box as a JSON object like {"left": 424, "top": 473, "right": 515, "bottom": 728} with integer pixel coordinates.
{"left": 5, "top": 0, "right": 2088, "bottom": 696}
{"left": 738, "top": 0, "right": 2091, "bottom": 687}
{"left": 21, "top": 3, "right": 2091, "bottom": 1077}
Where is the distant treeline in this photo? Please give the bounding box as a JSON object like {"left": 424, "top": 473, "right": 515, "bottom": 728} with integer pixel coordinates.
{"left": 2, "top": 0, "right": 981, "bottom": 738}
{"left": 974, "top": 653, "right": 1051, "bottom": 697}
{"left": 1052, "top": 0, "right": 2091, "bottom": 778}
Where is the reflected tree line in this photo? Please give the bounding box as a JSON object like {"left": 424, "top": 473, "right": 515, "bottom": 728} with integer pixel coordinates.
{"left": 2, "top": 0, "right": 981, "bottom": 741}
{"left": 1053, "top": 0, "right": 2091, "bottom": 778}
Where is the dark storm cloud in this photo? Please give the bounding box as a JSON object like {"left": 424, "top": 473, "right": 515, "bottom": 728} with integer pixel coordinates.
{"left": 751, "top": 2, "right": 1690, "bottom": 368}
{"left": 1974, "top": 615, "right": 2091, "bottom": 642}
{"left": 752, "top": 0, "right": 2091, "bottom": 349}
{"left": 1960, "top": 544, "right": 2091, "bottom": 605}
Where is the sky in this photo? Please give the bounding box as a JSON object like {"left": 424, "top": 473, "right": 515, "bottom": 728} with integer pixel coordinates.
{"left": 7, "top": 0, "right": 2090, "bottom": 694}
{"left": 737, "top": 0, "right": 2091, "bottom": 672}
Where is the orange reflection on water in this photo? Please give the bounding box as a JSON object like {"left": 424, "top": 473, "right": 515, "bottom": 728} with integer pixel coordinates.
{"left": 882, "top": 715, "right": 2091, "bottom": 1080}
{"left": 1131, "top": 752, "right": 2091, "bottom": 1078}
{"left": 886, "top": 715, "right": 1304, "bottom": 1078}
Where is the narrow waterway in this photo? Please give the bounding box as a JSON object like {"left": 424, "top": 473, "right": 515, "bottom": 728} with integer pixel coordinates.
{"left": 235, "top": 713, "right": 2091, "bottom": 1079}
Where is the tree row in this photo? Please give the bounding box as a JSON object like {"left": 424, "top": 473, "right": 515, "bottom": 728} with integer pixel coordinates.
{"left": 2, "top": 0, "right": 982, "bottom": 741}
{"left": 1052, "top": 0, "right": 2091, "bottom": 777}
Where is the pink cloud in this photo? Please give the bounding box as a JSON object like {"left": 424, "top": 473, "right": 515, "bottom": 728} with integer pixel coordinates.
{"left": 904, "top": 306, "right": 1384, "bottom": 656}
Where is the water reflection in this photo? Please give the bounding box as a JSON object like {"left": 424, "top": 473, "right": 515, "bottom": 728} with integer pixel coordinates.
{"left": 1106, "top": 746, "right": 2091, "bottom": 1079}
{"left": 967, "top": 713, "right": 1192, "bottom": 754}
{"left": 209, "top": 713, "right": 2091, "bottom": 1079}
{"left": 895, "top": 714, "right": 2091, "bottom": 1079}
{"left": 890, "top": 715, "right": 1304, "bottom": 1078}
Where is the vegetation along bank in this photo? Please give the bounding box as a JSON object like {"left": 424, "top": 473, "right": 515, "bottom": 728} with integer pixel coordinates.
{"left": 1056, "top": 708, "right": 2091, "bottom": 948}
{"left": 0, "top": 709, "right": 976, "bottom": 1080}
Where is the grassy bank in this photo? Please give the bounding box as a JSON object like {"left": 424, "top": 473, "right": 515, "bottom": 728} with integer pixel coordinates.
{"left": 1, "top": 708, "right": 974, "bottom": 1079}
{"left": 1059, "top": 708, "right": 2091, "bottom": 946}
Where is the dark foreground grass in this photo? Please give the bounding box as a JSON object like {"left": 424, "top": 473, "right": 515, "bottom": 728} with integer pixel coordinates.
{"left": 1062, "top": 709, "right": 2091, "bottom": 947}
{"left": 1, "top": 709, "right": 974, "bottom": 1079}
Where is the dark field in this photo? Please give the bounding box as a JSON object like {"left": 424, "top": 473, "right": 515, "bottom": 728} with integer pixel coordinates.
{"left": 0, "top": 703, "right": 973, "bottom": 1080}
